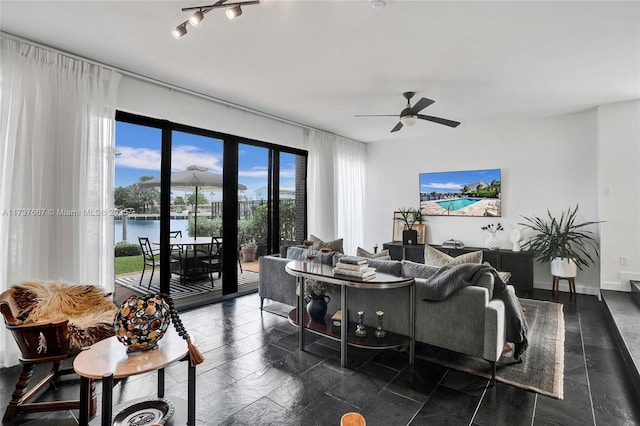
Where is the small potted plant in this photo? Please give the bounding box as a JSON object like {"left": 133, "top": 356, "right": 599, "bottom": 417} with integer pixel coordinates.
{"left": 241, "top": 238, "right": 258, "bottom": 262}
{"left": 396, "top": 207, "right": 424, "bottom": 245}
{"left": 519, "top": 205, "right": 603, "bottom": 277}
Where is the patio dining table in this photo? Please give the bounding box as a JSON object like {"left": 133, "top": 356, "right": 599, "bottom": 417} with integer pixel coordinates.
{"left": 154, "top": 237, "right": 221, "bottom": 281}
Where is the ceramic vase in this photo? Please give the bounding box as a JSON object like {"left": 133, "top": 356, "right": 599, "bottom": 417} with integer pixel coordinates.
{"left": 550, "top": 257, "right": 577, "bottom": 278}
{"left": 402, "top": 229, "right": 418, "bottom": 245}
{"left": 306, "top": 295, "right": 330, "bottom": 323}
{"left": 485, "top": 231, "right": 501, "bottom": 250}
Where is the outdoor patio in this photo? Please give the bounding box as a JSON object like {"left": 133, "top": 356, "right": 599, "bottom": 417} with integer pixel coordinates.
{"left": 114, "top": 260, "right": 260, "bottom": 310}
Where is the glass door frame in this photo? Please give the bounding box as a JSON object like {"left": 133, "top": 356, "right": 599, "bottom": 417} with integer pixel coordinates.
{"left": 116, "top": 111, "right": 307, "bottom": 297}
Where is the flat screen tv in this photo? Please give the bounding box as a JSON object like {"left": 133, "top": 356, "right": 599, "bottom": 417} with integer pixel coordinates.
{"left": 419, "top": 168, "right": 501, "bottom": 217}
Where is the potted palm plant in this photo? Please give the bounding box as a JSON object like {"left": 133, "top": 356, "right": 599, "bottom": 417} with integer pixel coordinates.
{"left": 241, "top": 238, "right": 258, "bottom": 262}
{"left": 396, "top": 207, "right": 424, "bottom": 245}
{"left": 519, "top": 205, "right": 603, "bottom": 277}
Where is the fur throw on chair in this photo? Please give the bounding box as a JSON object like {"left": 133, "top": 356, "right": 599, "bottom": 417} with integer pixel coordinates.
{"left": 9, "top": 280, "right": 118, "bottom": 351}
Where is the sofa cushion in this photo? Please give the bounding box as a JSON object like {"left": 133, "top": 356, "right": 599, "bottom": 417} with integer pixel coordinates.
{"left": 401, "top": 261, "right": 440, "bottom": 279}
{"left": 424, "top": 245, "right": 483, "bottom": 267}
{"left": 356, "top": 246, "right": 391, "bottom": 260}
{"left": 280, "top": 244, "right": 306, "bottom": 258}
{"left": 309, "top": 234, "right": 344, "bottom": 253}
{"left": 286, "top": 246, "right": 336, "bottom": 265}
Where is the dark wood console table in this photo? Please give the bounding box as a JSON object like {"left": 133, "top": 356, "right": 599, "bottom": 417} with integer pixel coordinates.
{"left": 383, "top": 242, "right": 534, "bottom": 290}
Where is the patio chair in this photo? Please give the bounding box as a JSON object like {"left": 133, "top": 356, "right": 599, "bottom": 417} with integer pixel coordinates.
{"left": 138, "top": 236, "right": 180, "bottom": 288}
{"left": 169, "top": 230, "right": 184, "bottom": 261}
{"left": 200, "top": 236, "right": 223, "bottom": 287}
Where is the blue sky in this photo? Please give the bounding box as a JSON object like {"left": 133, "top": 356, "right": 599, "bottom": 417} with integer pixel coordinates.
{"left": 115, "top": 121, "right": 296, "bottom": 201}
{"left": 419, "top": 168, "right": 501, "bottom": 193}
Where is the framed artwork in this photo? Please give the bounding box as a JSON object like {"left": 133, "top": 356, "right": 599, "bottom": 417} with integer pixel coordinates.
{"left": 419, "top": 168, "right": 501, "bottom": 217}
{"left": 392, "top": 212, "right": 404, "bottom": 242}
{"left": 406, "top": 223, "right": 427, "bottom": 244}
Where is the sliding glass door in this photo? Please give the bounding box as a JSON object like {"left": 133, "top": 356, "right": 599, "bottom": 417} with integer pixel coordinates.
{"left": 115, "top": 111, "right": 307, "bottom": 303}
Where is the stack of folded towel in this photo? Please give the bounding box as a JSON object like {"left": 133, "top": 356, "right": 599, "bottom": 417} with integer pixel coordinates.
{"left": 333, "top": 256, "right": 376, "bottom": 280}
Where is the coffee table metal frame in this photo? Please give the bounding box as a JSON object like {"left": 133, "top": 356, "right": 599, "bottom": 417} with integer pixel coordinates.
{"left": 285, "top": 260, "right": 415, "bottom": 367}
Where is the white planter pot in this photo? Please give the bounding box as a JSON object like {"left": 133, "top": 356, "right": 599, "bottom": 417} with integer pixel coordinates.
{"left": 550, "top": 257, "right": 577, "bottom": 278}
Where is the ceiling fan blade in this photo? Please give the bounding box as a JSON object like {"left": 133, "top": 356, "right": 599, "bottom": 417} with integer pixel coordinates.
{"left": 417, "top": 114, "right": 461, "bottom": 128}
{"left": 391, "top": 122, "right": 403, "bottom": 133}
{"left": 355, "top": 114, "right": 399, "bottom": 117}
{"left": 410, "top": 97, "right": 435, "bottom": 114}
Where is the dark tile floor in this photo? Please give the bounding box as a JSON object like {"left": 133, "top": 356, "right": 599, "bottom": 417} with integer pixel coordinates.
{"left": 1, "top": 288, "right": 640, "bottom": 425}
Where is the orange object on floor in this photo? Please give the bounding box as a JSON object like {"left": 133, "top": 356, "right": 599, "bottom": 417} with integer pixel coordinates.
{"left": 341, "top": 412, "right": 366, "bottom": 426}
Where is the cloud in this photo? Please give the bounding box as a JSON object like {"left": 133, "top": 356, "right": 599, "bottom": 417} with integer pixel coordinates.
{"left": 115, "top": 145, "right": 223, "bottom": 173}
{"left": 115, "top": 147, "right": 161, "bottom": 170}
{"left": 422, "top": 182, "right": 463, "bottom": 190}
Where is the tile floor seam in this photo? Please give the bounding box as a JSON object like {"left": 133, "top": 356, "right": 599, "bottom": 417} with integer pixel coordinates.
{"left": 578, "top": 299, "right": 597, "bottom": 426}
{"left": 405, "top": 364, "right": 452, "bottom": 425}
{"left": 467, "top": 380, "right": 490, "bottom": 425}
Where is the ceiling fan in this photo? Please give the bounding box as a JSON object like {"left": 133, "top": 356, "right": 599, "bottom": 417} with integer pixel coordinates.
{"left": 356, "top": 92, "right": 461, "bottom": 133}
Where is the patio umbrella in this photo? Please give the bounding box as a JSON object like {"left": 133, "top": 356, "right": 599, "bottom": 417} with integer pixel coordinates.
{"left": 139, "top": 165, "right": 247, "bottom": 238}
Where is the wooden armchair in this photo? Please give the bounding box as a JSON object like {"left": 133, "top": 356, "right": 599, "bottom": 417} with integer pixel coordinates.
{"left": 0, "top": 281, "right": 116, "bottom": 422}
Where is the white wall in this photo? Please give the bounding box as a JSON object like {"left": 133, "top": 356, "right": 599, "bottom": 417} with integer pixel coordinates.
{"left": 116, "top": 76, "right": 307, "bottom": 150}
{"left": 365, "top": 111, "right": 602, "bottom": 295}
{"left": 598, "top": 100, "right": 640, "bottom": 291}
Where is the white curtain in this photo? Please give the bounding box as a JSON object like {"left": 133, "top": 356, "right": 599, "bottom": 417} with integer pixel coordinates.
{"left": 307, "top": 129, "right": 366, "bottom": 255}
{"left": 0, "top": 37, "right": 120, "bottom": 367}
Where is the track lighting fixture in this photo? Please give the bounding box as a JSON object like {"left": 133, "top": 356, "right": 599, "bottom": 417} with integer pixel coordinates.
{"left": 189, "top": 10, "right": 204, "bottom": 26}
{"left": 172, "top": 0, "right": 260, "bottom": 39}
{"left": 172, "top": 23, "right": 188, "bottom": 39}
{"left": 226, "top": 4, "right": 242, "bottom": 20}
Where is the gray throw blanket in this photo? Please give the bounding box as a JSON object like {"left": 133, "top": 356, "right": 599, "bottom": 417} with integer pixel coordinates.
{"left": 422, "top": 263, "right": 529, "bottom": 359}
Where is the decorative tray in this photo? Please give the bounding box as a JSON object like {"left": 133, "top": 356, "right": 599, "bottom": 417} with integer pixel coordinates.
{"left": 112, "top": 397, "right": 175, "bottom": 426}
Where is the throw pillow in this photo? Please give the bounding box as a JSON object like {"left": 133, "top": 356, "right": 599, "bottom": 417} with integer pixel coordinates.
{"left": 424, "top": 245, "right": 483, "bottom": 267}
{"left": 309, "top": 234, "right": 344, "bottom": 253}
{"left": 356, "top": 246, "right": 391, "bottom": 260}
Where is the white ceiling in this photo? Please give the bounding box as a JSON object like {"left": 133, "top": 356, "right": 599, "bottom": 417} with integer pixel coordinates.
{"left": 1, "top": 1, "right": 639, "bottom": 143}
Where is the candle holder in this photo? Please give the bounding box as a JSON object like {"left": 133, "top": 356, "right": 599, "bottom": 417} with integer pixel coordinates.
{"left": 355, "top": 311, "right": 367, "bottom": 338}
{"left": 374, "top": 310, "right": 386, "bottom": 339}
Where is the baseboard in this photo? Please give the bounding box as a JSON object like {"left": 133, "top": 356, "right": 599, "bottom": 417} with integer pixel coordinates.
{"left": 533, "top": 281, "right": 600, "bottom": 296}
{"left": 601, "top": 281, "right": 626, "bottom": 292}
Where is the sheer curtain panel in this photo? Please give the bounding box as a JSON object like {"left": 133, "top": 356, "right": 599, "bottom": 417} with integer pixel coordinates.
{"left": 0, "top": 37, "right": 120, "bottom": 367}
{"left": 307, "top": 129, "right": 366, "bottom": 255}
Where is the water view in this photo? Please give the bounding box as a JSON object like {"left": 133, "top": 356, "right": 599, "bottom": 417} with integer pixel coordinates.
{"left": 115, "top": 219, "right": 188, "bottom": 244}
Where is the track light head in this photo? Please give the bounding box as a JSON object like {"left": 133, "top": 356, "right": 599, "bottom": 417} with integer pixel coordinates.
{"left": 189, "top": 10, "right": 204, "bottom": 26}
{"left": 226, "top": 5, "right": 242, "bottom": 20}
{"left": 172, "top": 23, "right": 188, "bottom": 39}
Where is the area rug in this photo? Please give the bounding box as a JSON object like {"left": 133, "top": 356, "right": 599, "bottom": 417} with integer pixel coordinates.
{"left": 416, "top": 298, "right": 564, "bottom": 399}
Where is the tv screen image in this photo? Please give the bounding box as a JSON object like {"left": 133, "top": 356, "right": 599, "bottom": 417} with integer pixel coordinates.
{"left": 419, "top": 168, "right": 501, "bottom": 217}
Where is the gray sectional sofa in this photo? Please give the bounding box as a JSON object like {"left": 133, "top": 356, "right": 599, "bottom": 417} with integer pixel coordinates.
{"left": 258, "top": 247, "right": 512, "bottom": 377}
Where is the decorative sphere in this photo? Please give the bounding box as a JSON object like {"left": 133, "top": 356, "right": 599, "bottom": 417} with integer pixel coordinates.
{"left": 114, "top": 294, "right": 171, "bottom": 352}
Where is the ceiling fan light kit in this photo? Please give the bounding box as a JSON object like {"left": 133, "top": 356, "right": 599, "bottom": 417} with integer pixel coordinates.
{"left": 400, "top": 115, "right": 417, "bottom": 126}
{"left": 356, "top": 91, "right": 461, "bottom": 133}
{"left": 173, "top": 0, "right": 260, "bottom": 39}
